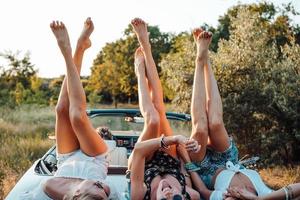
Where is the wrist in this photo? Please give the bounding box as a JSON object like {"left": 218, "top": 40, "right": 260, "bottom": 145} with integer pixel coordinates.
{"left": 140, "top": 41, "right": 151, "bottom": 51}
{"left": 160, "top": 135, "right": 170, "bottom": 149}
{"left": 173, "top": 135, "right": 180, "bottom": 144}
{"left": 184, "top": 162, "right": 200, "bottom": 172}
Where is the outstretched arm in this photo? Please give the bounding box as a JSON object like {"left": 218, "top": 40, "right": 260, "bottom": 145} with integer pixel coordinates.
{"left": 226, "top": 183, "right": 300, "bottom": 200}
{"left": 135, "top": 135, "right": 187, "bottom": 158}
{"left": 177, "top": 144, "right": 213, "bottom": 200}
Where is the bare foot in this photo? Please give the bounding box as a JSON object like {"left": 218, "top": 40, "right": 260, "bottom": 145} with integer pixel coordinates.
{"left": 77, "top": 17, "right": 94, "bottom": 50}
{"left": 131, "top": 18, "right": 150, "bottom": 48}
{"left": 50, "top": 21, "right": 72, "bottom": 57}
{"left": 193, "top": 28, "right": 212, "bottom": 60}
{"left": 134, "top": 47, "right": 146, "bottom": 76}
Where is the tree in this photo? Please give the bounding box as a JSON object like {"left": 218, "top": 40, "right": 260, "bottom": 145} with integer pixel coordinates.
{"left": 30, "top": 75, "right": 42, "bottom": 92}
{"left": 208, "top": 2, "right": 299, "bottom": 52}
{"left": 212, "top": 7, "right": 300, "bottom": 164}
{"left": 159, "top": 2, "right": 300, "bottom": 164}
{"left": 13, "top": 82, "right": 25, "bottom": 105}
{"left": 0, "top": 51, "right": 36, "bottom": 89}
{"left": 0, "top": 51, "right": 37, "bottom": 106}
{"left": 160, "top": 33, "right": 195, "bottom": 112}
{"left": 88, "top": 24, "right": 171, "bottom": 106}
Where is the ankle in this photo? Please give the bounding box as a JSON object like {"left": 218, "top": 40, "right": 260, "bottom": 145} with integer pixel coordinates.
{"left": 74, "top": 45, "right": 86, "bottom": 54}
{"left": 195, "top": 56, "right": 208, "bottom": 64}
{"left": 139, "top": 40, "right": 151, "bottom": 50}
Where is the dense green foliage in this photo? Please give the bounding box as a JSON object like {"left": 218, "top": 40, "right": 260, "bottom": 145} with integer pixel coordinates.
{"left": 160, "top": 3, "right": 300, "bottom": 165}
{"left": 87, "top": 25, "right": 171, "bottom": 106}
{"left": 0, "top": 2, "right": 299, "bottom": 165}
{"left": 212, "top": 7, "right": 300, "bottom": 165}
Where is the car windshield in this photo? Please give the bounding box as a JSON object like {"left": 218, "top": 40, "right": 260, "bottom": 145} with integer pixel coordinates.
{"left": 90, "top": 116, "right": 191, "bottom": 137}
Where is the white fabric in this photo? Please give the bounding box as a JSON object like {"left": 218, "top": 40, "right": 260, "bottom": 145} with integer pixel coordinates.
{"left": 209, "top": 190, "right": 223, "bottom": 200}
{"left": 20, "top": 150, "right": 110, "bottom": 200}
{"left": 55, "top": 150, "right": 108, "bottom": 181}
{"left": 19, "top": 181, "right": 52, "bottom": 200}
{"left": 19, "top": 140, "right": 126, "bottom": 200}
{"left": 210, "top": 161, "right": 273, "bottom": 200}
{"left": 106, "top": 140, "right": 128, "bottom": 166}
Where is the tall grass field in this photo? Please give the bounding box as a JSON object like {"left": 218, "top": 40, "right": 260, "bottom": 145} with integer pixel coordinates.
{"left": 0, "top": 104, "right": 299, "bottom": 199}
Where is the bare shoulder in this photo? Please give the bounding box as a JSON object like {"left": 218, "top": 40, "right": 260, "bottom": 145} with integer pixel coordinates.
{"left": 43, "top": 177, "right": 76, "bottom": 198}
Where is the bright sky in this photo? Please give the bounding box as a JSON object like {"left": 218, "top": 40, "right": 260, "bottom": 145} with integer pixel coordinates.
{"left": 0, "top": 0, "right": 299, "bottom": 78}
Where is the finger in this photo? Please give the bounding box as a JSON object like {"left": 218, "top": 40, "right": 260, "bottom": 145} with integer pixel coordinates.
{"left": 185, "top": 138, "right": 196, "bottom": 145}
{"left": 194, "top": 145, "right": 201, "bottom": 153}
{"left": 185, "top": 143, "right": 196, "bottom": 149}
{"left": 185, "top": 141, "right": 197, "bottom": 148}
{"left": 186, "top": 146, "right": 196, "bottom": 152}
{"left": 162, "top": 188, "right": 171, "bottom": 196}
{"left": 185, "top": 140, "right": 198, "bottom": 147}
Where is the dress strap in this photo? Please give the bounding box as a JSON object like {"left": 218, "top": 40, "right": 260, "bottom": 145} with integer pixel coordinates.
{"left": 226, "top": 161, "right": 241, "bottom": 172}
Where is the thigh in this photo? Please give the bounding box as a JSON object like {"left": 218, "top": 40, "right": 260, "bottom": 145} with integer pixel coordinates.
{"left": 158, "top": 115, "right": 178, "bottom": 157}
{"left": 55, "top": 114, "right": 80, "bottom": 154}
{"left": 208, "top": 124, "right": 230, "bottom": 152}
{"left": 72, "top": 114, "right": 108, "bottom": 156}
{"left": 159, "top": 114, "right": 173, "bottom": 136}
{"left": 190, "top": 129, "right": 208, "bottom": 162}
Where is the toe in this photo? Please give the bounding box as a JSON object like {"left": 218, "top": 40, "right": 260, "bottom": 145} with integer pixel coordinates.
{"left": 60, "top": 22, "right": 65, "bottom": 29}
{"left": 50, "top": 21, "right": 55, "bottom": 29}
{"left": 193, "top": 28, "right": 203, "bottom": 39}
{"left": 58, "top": 21, "right": 63, "bottom": 29}
{"left": 199, "top": 31, "right": 205, "bottom": 39}
{"left": 140, "top": 19, "right": 145, "bottom": 25}
{"left": 86, "top": 17, "right": 92, "bottom": 26}
{"left": 131, "top": 18, "right": 139, "bottom": 25}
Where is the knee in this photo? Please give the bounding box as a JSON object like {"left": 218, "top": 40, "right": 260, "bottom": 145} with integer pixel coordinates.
{"left": 144, "top": 109, "right": 160, "bottom": 129}
{"left": 69, "top": 107, "right": 86, "bottom": 127}
{"left": 55, "top": 103, "right": 68, "bottom": 116}
{"left": 192, "top": 122, "right": 208, "bottom": 138}
{"left": 208, "top": 116, "right": 224, "bottom": 132}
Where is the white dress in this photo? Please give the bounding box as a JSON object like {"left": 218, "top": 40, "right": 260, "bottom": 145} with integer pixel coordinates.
{"left": 210, "top": 161, "right": 273, "bottom": 200}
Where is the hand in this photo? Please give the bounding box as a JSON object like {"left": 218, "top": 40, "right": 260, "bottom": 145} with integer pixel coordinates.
{"left": 174, "top": 135, "right": 188, "bottom": 145}
{"left": 225, "top": 187, "right": 259, "bottom": 200}
{"left": 185, "top": 138, "right": 201, "bottom": 153}
{"left": 157, "top": 180, "right": 181, "bottom": 200}
{"left": 224, "top": 197, "right": 237, "bottom": 200}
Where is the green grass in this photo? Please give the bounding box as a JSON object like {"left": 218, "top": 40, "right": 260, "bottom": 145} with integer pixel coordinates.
{"left": 0, "top": 105, "right": 55, "bottom": 199}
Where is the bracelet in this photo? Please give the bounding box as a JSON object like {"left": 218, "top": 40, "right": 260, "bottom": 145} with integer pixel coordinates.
{"left": 184, "top": 162, "right": 201, "bottom": 172}
{"left": 160, "top": 135, "right": 170, "bottom": 149}
{"left": 283, "top": 187, "right": 289, "bottom": 200}
{"left": 286, "top": 185, "right": 294, "bottom": 200}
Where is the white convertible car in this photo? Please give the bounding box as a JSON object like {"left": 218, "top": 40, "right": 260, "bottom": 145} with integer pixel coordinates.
{"left": 6, "top": 109, "right": 193, "bottom": 200}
